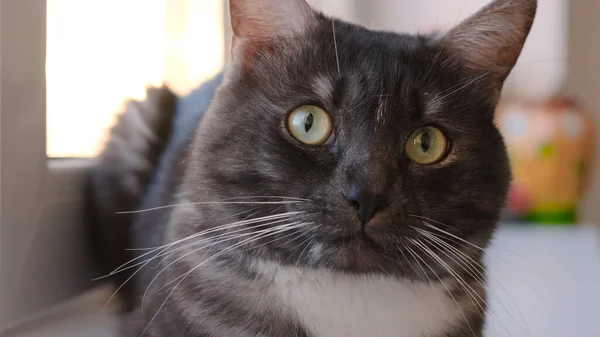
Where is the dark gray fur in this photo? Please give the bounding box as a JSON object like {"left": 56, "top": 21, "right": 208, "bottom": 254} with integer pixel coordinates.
{"left": 87, "top": 86, "right": 177, "bottom": 309}
{"left": 89, "top": 0, "right": 537, "bottom": 336}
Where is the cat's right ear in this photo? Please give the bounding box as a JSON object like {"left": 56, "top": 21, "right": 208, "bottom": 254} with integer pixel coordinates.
{"left": 439, "top": 0, "right": 537, "bottom": 87}
{"left": 228, "top": 0, "right": 317, "bottom": 62}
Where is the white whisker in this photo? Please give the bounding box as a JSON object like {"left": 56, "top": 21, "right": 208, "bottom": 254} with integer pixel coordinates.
{"left": 415, "top": 227, "right": 534, "bottom": 337}
{"left": 117, "top": 200, "right": 304, "bottom": 215}
{"left": 417, "top": 229, "right": 530, "bottom": 337}
{"left": 124, "top": 208, "right": 258, "bottom": 252}
{"left": 421, "top": 236, "right": 522, "bottom": 337}
{"left": 100, "top": 212, "right": 304, "bottom": 308}
{"left": 107, "top": 212, "right": 304, "bottom": 275}
{"left": 414, "top": 228, "right": 485, "bottom": 283}
{"left": 332, "top": 17, "right": 341, "bottom": 77}
{"left": 408, "top": 214, "right": 464, "bottom": 234}
{"left": 429, "top": 72, "right": 490, "bottom": 106}
{"left": 153, "top": 218, "right": 295, "bottom": 269}
{"left": 140, "top": 222, "right": 309, "bottom": 337}
{"left": 401, "top": 244, "right": 447, "bottom": 315}
{"left": 141, "top": 221, "right": 307, "bottom": 310}
{"left": 411, "top": 239, "right": 485, "bottom": 311}
{"left": 240, "top": 223, "right": 311, "bottom": 255}
{"left": 408, "top": 242, "right": 477, "bottom": 337}
{"left": 421, "top": 221, "right": 484, "bottom": 251}
{"left": 222, "top": 196, "right": 311, "bottom": 202}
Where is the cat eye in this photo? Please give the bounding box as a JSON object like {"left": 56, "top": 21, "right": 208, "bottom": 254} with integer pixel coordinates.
{"left": 405, "top": 126, "right": 448, "bottom": 164}
{"left": 287, "top": 105, "right": 333, "bottom": 145}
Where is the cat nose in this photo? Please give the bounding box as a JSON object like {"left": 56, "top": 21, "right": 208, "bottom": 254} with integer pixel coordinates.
{"left": 345, "top": 185, "right": 389, "bottom": 226}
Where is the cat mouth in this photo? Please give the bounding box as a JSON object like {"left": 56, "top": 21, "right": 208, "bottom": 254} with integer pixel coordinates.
{"left": 328, "top": 230, "right": 384, "bottom": 251}
{"left": 315, "top": 230, "right": 404, "bottom": 272}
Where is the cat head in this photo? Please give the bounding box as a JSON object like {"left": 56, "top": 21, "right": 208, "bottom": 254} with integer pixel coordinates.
{"left": 179, "top": 0, "right": 537, "bottom": 277}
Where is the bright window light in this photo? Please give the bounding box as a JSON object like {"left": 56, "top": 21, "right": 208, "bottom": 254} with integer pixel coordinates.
{"left": 46, "top": 0, "right": 224, "bottom": 158}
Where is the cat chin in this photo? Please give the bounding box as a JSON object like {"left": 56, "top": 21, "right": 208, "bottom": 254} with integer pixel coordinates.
{"left": 301, "top": 233, "right": 409, "bottom": 275}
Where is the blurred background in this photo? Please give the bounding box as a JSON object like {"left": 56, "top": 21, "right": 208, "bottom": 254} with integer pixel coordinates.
{"left": 2, "top": 0, "right": 600, "bottom": 336}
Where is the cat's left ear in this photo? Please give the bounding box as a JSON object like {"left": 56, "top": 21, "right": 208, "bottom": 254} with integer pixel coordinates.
{"left": 228, "top": 0, "right": 317, "bottom": 59}
{"left": 440, "top": 0, "right": 537, "bottom": 86}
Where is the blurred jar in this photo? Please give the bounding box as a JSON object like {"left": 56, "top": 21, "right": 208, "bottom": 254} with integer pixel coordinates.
{"left": 496, "top": 96, "right": 596, "bottom": 224}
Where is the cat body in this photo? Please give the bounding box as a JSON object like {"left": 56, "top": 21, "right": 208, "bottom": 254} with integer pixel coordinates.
{"left": 89, "top": 0, "right": 537, "bottom": 336}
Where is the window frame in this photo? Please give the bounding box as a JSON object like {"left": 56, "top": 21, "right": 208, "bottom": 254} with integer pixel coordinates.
{"left": 0, "top": 0, "right": 101, "bottom": 331}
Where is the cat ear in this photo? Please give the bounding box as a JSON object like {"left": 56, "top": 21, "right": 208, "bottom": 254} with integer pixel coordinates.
{"left": 440, "top": 0, "right": 537, "bottom": 83}
{"left": 228, "top": 0, "right": 316, "bottom": 43}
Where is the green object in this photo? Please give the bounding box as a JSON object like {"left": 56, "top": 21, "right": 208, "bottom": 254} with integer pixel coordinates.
{"left": 538, "top": 143, "right": 555, "bottom": 159}
{"left": 522, "top": 209, "right": 576, "bottom": 225}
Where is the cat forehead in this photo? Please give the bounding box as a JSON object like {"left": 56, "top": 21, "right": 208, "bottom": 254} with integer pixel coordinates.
{"left": 310, "top": 73, "right": 445, "bottom": 118}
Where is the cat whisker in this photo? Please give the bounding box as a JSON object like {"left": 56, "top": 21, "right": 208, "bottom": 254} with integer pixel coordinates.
{"left": 413, "top": 234, "right": 525, "bottom": 337}
{"left": 406, "top": 243, "right": 477, "bottom": 337}
{"left": 414, "top": 227, "right": 536, "bottom": 337}
{"left": 418, "top": 220, "right": 543, "bottom": 275}
{"left": 375, "top": 260, "right": 394, "bottom": 277}
{"left": 408, "top": 242, "right": 478, "bottom": 337}
{"left": 414, "top": 228, "right": 485, "bottom": 284}
{"left": 410, "top": 215, "right": 536, "bottom": 267}
{"left": 101, "top": 213, "right": 304, "bottom": 307}
{"left": 413, "top": 218, "right": 552, "bottom": 333}
{"left": 105, "top": 229, "right": 262, "bottom": 308}
{"left": 514, "top": 57, "right": 570, "bottom": 68}
{"left": 295, "top": 234, "right": 318, "bottom": 266}
{"left": 331, "top": 17, "right": 341, "bottom": 77}
{"left": 239, "top": 223, "right": 312, "bottom": 257}
{"left": 219, "top": 196, "right": 312, "bottom": 202}
{"left": 408, "top": 214, "right": 464, "bottom": 235}
{"left": 398, "top": 246, "right": 421, "bottom": 278}
{"left": 429, "top": 72, "right": 490, "bottom": 107}
{"left": 272, "top": 220, "right": 316, "bottom": 251}
{"left": 420, "top": 221, "right": 484, "bottom": 251}
{"left": 117, "top": 200, "right": 305, "bottom": 215}
{"left": 121, "top": 208, "right": 258, "bottom": 252}
{"left": 411, "top": 238, "right": 485, "bottom": 312}
{"left": 141, "top": 221, "right": 309, "bottom": 310}
{"left": 140, "top": 222, "right": 310, "bottom": 337}
{"left": 153, "top": 218, "right": 298, "bottom": 269}
{"left": 125, "top": 247, "right": 160, "bottom": 252}
{"left": 105, "top": 212, "right": 305, "bottom": 276}
{"left": 401, "top": 244, "right": 447, "bottom": 315}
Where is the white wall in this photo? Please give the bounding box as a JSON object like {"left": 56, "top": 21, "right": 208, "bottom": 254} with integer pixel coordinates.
{"left": 565, "top": 1, "right": 600, "bottom": 224}
{"left": 352, "top": 0, "right": 568, "bottom": 100}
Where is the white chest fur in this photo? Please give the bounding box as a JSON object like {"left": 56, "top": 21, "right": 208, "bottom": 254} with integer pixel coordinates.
{"left": 258, "top": 262, "right": 462, "bottom": 337}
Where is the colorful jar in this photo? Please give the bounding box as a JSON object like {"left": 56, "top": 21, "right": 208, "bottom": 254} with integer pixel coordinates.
{"left": 496, "top": 96, "right": 596, "bottom": 224}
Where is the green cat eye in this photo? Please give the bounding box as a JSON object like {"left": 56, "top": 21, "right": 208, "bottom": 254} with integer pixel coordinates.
{"left": 287, "top": 105, "right": 333, "bottom": 145}
{"left": 405, "top": 126, "right": 448, "bottom": 164}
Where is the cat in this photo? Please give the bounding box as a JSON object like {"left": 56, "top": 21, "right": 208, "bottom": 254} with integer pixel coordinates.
{"left": 88, "top": 0, "right": 537, "bottom": 336}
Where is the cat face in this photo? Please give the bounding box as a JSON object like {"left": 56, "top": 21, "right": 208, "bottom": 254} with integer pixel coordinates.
{"left": 180, "top": 0, "right": 536, "bottom": 278}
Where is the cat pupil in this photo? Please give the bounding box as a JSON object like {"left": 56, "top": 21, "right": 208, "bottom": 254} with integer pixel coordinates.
{"left": 420, "top": 132, "right": 430, "bottom": 153}
{"left": 304, "top": 113, "right": 314, "bottom": 133}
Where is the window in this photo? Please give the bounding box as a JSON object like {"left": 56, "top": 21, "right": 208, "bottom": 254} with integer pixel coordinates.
{"left": 2, "top": 0, "right": 227, "bottom": 331}
{"left": 46, "top": 0, "right": 225, "bottom": 158}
